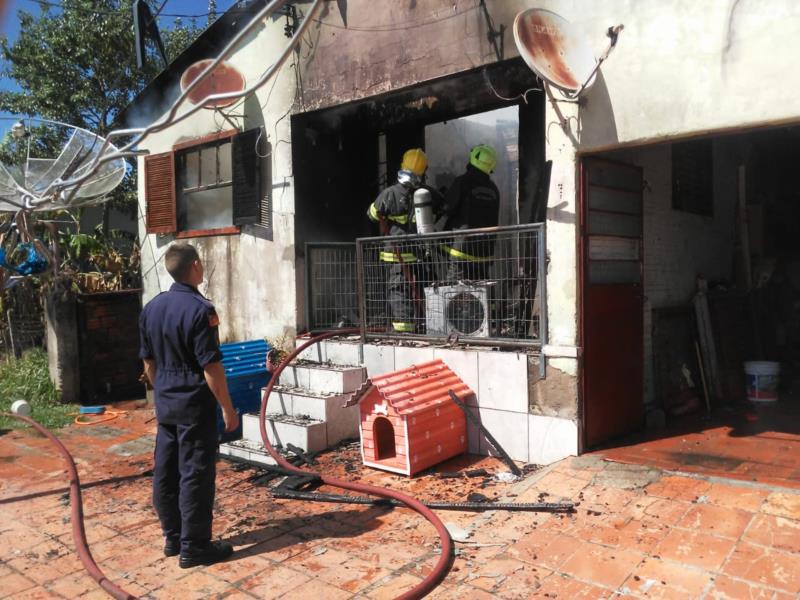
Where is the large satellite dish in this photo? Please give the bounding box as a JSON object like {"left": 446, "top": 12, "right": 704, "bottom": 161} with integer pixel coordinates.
{"left": 180, "top": 59, "right": 246, "bottom": 108}
{"left": 513, "top": 8, "right": 599, "bottom": 95}
{"left": 0, "top": 120, "right": 126, "bottom": 212}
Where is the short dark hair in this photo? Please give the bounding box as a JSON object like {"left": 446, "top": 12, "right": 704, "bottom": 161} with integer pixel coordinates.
{"left": 164, "top": 243, "right": 199, "bottom": 281}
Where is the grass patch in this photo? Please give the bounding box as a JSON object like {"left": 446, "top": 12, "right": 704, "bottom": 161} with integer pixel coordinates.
{"left": 0, "top": 348, "right": 79, "bottom": 430}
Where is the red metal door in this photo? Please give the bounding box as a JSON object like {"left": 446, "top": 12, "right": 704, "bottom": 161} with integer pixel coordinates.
{"left": 581, "top": 158, "right": 644, "bottom": 448}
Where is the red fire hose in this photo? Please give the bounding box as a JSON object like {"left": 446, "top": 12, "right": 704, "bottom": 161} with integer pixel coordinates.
{"left": 260, "top": 329, "right": 453, "bottom": 600}
{"left": 2, "top": 413, "right": 136, "bottom": 600}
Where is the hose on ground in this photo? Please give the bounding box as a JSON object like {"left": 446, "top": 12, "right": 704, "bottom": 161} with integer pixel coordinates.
{"left": 259, "top": 329, "right": 454, "bottom": 600}
{"left": 1, "top": 413, "right": 137, "bottom": 600}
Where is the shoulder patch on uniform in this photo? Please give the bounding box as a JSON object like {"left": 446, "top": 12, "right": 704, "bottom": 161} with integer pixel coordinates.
{"left": 208, "top": 308, "right": 220, "bottom": 328}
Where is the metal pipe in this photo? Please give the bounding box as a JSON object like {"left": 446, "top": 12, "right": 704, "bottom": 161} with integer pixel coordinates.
{"left": 271, "top": 488, "right": 574, "bottom": 513}
{"left": 259, "top": 329, "right": 454, "bottom": 600}
{"left": 356, "top": 222, "right": 545, "bottom": 244}
{"left": 1, "top": 413, "right": 137, "bottom": 600}
{"left": 364, "top": 331, "right": 542, "bottom": 349}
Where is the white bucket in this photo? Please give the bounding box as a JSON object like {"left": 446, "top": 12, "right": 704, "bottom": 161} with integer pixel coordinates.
{"left": 744, "top": 361, "right": 780, "bottom": 403}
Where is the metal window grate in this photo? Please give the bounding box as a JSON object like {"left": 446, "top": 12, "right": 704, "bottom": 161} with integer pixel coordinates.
{"left": 356, "top": 223, "right": 546, "bottom": 348}
{"left": 305, "top": 242, "right": 359, "bottom": 331}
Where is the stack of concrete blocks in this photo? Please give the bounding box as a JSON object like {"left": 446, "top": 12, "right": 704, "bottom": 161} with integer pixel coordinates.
{"left": 301, "top": 338, "right": 579, "bottom": 465}
{"left": 219, "top": 359, "right": 366, "bottom": 465}
{"left": 221, "top": 337, "right": 579, "bottom": 466}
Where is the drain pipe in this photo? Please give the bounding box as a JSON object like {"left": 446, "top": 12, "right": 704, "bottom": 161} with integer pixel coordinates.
{"left": 1, "top": 413, "right": 137, "bottom": 600}
{"left": 259, "top": 329, "right": 454, "bottom": 600}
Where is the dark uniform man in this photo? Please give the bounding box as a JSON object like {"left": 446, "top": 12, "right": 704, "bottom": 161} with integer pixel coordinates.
{"left": 440, "top": 144, "right": 500, "bottom": 282}
{"left": 139, "top": 243, "right": 239, "bottom": 568}
{"left": 367, "top": 148, "right": 435, "bottom": 333}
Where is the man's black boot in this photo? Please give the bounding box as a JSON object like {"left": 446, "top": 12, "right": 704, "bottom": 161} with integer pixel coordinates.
{"left": 179, "top": 541, "right": 234, "bottom": 568}
{"left": 163, "top": 537, "right": 180, "bottom": 557}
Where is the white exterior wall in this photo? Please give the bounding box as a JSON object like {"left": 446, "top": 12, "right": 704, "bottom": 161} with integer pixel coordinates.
{"left": 136, "top": 19, "right": 298, "bottom": 344}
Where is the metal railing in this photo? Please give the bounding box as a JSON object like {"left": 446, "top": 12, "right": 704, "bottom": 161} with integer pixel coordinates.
{"left": 355, "top": 224, "right": 546, "bottom": 348}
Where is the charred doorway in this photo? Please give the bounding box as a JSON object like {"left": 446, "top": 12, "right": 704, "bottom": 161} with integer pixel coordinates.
{"left": 292, "top": 58, "right": 546, "bottom": 331}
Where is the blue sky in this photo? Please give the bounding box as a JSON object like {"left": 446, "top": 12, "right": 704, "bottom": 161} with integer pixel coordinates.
{"left": 0, "top": 0, "right": 240, "bottom": 129}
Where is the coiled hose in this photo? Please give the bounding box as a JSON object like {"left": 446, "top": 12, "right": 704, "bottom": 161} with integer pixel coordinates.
{"left": 2, "top": 413, "right": 136, "bottom": 600}
{"left": 260, "top": 329, "right": 453, "bottom": 600}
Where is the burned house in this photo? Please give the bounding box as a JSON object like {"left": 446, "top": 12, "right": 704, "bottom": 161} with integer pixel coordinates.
{"left": 123, "top": 0, "right": 800, "bottom": 465}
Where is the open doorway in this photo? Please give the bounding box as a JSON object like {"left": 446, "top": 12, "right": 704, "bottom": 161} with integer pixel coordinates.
{"left": 582, "top": 126, "right": 800, "bottom": 487}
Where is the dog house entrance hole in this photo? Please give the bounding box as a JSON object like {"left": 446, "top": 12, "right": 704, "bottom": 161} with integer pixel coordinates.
{"left": 373, "top": 417, "right": 396, "bottom": 460}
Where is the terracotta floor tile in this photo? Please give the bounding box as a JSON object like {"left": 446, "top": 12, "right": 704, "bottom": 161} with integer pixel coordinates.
{"left": 642, "top": 497, "right": 693, "bottom": 526}
{"left": 645, "top": 476, "right": 712, "bottom": 502}
{"left": 677, "top": 503, "right": 754, "bottom": 539}
{"left": 0, "top": 571, "right": 38, "bottom": 596}
{"left": 154, "top": 571, "right": 231, "bottom": 599}
{"left": 704, "top": 482, "right": 769, "bottom": 511}
{"left": 722, "top": 541, "right": 800, "bottom": 593}
{"left": 742, "top": 513, "right": 800, "bottom": 553}
{"left": 491, "top": 561, "right": 553, "bottom": 599}
{"left": 622, "top": 557, "right": 713, "bottom": 599}
{"left": 506, "top": 530, "right": 580, "bottom": 570}
{"left": 559, "top": 542, "right": 644, "bottom": 589}
{"left": 654, "top": 528, "right": 736, "bottom": 571}
{"left": 530, "top": 573, "right": 614, "bottom": 599}
{"left": 272, "top": 577, "right": 352, "bottom": 600}
{"left": 366, "top": 573, "right": 425, "bottom": 599}
{"left": 761, "top": 492, "right": 800, "bottom": 519}
{"left": 43, "top": 571, "right": 98, "bottom": 598}
{"left": 238, "top": 562, "right": 311, "bottom": 599}
{"left": 706, "top": 574, "right": 789, "bottom": 599}
{"left": 201, "top": 551, "right": 273, "bottom": 584}
{"left": 6, "top": 586, "right": 60, "bottom": 599}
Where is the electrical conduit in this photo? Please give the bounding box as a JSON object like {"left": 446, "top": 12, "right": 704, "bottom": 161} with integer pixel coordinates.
{"left": 260, "top": 329, "right": 453, "bottom": 599}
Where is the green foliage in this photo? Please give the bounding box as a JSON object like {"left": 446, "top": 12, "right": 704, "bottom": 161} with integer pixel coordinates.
{"left": 0, "top": 349, "right": 77, "bottom": 430}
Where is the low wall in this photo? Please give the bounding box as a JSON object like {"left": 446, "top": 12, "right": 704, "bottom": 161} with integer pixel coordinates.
{"left": 297, "top": 338, "right": 578, "bottom": 465}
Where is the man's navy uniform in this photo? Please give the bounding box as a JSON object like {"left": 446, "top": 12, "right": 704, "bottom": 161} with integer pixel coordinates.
{"left": 139, "top": 281, "right": 222, "bottom": 554}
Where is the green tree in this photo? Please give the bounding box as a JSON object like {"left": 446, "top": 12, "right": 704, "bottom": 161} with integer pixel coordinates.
{"left": 0, "top": 0, "right": 202, "bottom": 217}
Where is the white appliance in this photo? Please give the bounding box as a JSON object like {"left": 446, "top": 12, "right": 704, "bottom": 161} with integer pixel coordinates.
{"left": 424, "top": 283, "right": 493, "bottom": 338}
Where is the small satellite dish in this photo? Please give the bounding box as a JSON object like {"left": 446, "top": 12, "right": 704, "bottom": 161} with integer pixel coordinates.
{"left": 513, "top": 8, "right": 597, "bottom": 95}
{"left": 180, "top": 59, "right": 246, "bottom": 108}
{"left": 0, "top": 120, "right": 126, "bottom": 212}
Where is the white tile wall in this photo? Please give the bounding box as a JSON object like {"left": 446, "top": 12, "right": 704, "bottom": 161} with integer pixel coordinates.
{"left": 473, "top": 407, "right": 530, "bottom": 463}
{"left": 433, "top": 348, "right": 479, "bottom": 402}
{"left": 362, "top": 344, "right": 395, "bottom": 378}
{"left": 528, "top": 415, "right": 578, "bottom": 465}
{"left": 394, "top": 346, "right": 435, "bottom": 370}
{"left": 478, "top": 350, "right": 529, "bottom": 413}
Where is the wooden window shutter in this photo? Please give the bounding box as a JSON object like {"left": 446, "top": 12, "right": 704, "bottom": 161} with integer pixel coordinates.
{"left": 259, "top": 140, "right": 272, "bottom": 233}
{"left": 232, "top": 127, "right": 262, "bottom": 226}
{"left": 144, "top": 151, "right": 176, "bottom": 234}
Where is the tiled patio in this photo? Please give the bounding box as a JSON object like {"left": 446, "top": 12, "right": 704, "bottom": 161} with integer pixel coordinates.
{"left": 1, "top": 403, "right": 799, "bottom": 599}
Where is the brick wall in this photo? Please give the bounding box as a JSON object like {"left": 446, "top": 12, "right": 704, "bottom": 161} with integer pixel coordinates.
{"left": 77, "top": 291, "right": 144, "bottom": 403}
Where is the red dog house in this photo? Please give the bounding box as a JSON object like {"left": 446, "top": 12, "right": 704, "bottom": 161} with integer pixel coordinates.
{"left": 354, "top": 359, "right": 471, "bottom": 476}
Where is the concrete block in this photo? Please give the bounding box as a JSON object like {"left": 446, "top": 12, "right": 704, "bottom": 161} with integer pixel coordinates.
{"left": 362, "top": 343, "right": 395, "bottom": 378}
{"left": 219, "top": 439, "right": 278, "bottom": 466}
{"left": 478, "top": 350, "right": 529, "bottom": 413}
{"left": 433, "top": 348, "right": 479, "bottom": 402}
{"left": 241, "top": 412, "right": 327, "bottom": 454}
{"left": 325, "top": 404, "right": 360, "bottom": 446}
{"left": 295, "top": 338, "right": 326, "bottom": 363}
{"left": 324, "top": 340, "right": 362, "bottom": 366}
{"left": 279, "top": 364, "right": 311, "bottom": 389}
{"left": 279, "top": 363, "right": 365, "bottom": 394}
{"left": 308, "top": 365, "right": 366, "bottom": 394}
{"left": 474, "top": 407, "right": 530, "bottom": 463}
{"left": 528, "top": 414, "right": 578, "bottom": 465}
{"left": 265, "top": 387, "right": 293, "bottom": 416}
{"left": 394, "top": 346, "right": 435, "bottom": 371}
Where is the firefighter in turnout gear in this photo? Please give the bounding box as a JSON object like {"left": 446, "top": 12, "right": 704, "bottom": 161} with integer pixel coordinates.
{"left": 367, "top": 148, "right": 430, "bottom": 333}
{"left": 441, "top": 144, "right": 500, "bottom": 282}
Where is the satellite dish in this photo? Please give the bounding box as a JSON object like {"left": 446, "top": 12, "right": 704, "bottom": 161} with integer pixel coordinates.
{"left": 180, "top": 59, "right": 246, "bottom": 108}
{"left": 513, "top": 8, "right": 598, "bottom": 95}
{"left": 0, "top": 120, "right": 126, "bottom": 212}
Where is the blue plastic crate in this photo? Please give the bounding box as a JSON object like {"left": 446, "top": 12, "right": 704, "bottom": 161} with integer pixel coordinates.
{"left": 216, "top": 339, "right": 271, "bottom": 442}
